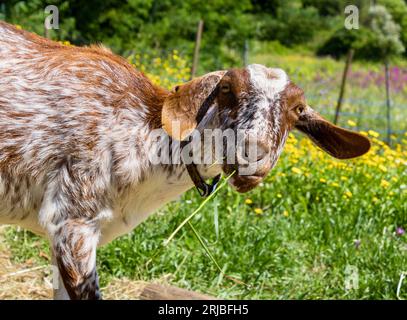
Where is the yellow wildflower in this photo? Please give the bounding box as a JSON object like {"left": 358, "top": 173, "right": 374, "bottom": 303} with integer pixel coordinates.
{"left": 291, "top": 167, "right": 302, "bottom": 175}
{"left": 344, "top": 191, "right": 353, "bottom": 198}
{"left": 378, "top": 164, "right": 387, "bottom": 173}
{"left": 254, "top": 208, "right": 263, "bottom": 215}
{"left": 245, "top": 199, "right": 253, "bottom": 205}
{"left": 319, "top": 178, "right": 327, "bottom": 183}
{"left": 283, "top": 210, "right": 289, "bottom": 217}
{"left": 380, "top": 179, "right": 390, "bottom": 188}
{"left": 368, "top": 130, "right": 380, "bottom": 138}
{"left": 347, "top": 120, "right": 357, "bottom": 127}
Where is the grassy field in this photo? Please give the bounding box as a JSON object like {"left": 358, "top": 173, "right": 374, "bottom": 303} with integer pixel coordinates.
{"left": 3, "top": 51, "right": 407, "bottom": 299}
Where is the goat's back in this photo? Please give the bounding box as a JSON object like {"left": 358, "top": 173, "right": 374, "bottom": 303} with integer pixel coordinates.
{"left": 0, "top": 22, "right": 167, "bottom": 226}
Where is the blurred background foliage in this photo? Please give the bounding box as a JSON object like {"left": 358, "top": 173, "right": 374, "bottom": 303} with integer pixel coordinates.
{"left": 1, "top": 0, "right": 406, "bottom": 71}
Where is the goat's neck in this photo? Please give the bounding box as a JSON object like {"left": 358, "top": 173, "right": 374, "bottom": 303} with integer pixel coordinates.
{"left": 113, "top": 81, "right": 222, "bottom": 191}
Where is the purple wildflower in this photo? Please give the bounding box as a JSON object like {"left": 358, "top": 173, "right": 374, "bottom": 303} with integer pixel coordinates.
{"left": 396, "top": 227, "right": 405, "bottom": 236}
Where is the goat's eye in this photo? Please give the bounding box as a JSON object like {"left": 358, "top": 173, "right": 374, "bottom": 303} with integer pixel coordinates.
{"left": 221, "top": 83, "right": 231, "bottom": 93}
{"left": 295, "top": 105, "right": 305, "bottom": 115}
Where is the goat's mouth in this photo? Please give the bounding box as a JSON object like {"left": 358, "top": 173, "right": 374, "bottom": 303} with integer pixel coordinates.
{"left": 229, "top": 174, "right": 263, "bottom": 193}
{"left": 220, "top": 139, "right": 273, "bottom": 193}
{"left": 222, "top": 163, "right": 270, "bottom": 193}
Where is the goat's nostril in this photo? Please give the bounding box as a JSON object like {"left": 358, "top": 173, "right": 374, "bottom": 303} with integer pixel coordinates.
{"left": 243, "top": 140, "right": 269, "bottom": 162}
{"left": 256, "top": 145, "right": 268, "bottom": 161}
{"left": 257, "top": 151, "right": 266, "bottom": 162}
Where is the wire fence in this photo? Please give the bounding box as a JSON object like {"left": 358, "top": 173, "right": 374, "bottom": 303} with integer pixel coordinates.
{"left": 301, "top": 89, "right": 406, "bottom": 142}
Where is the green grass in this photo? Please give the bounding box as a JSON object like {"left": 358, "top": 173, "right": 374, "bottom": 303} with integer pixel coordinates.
{"left": 3, "top": 51, "right": 407, "bottom": 299}
{"left": 5, "top": 133, "right": 406, "bottom": 299}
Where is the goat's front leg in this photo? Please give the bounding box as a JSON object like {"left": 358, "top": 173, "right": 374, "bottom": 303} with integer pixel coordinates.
{"left": 41, "top": 165, "right": 110, "bottom": 299}
{"left": 50, "top": 218, "right": 101, "bottom": 300}
{"left": 51, "top": 251, "right": 70, "bottom": 300}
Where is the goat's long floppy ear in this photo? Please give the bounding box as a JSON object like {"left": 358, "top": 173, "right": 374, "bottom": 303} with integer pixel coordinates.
{"left": 162, "top": 71, "right": 226, "bottom": 141}
{"left": 295, "top": 107, "right": 371, "bottom": 159}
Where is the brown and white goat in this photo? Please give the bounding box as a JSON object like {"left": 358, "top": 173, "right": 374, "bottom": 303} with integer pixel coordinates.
{"left": 0, "top": 22, "right": 370, "bottom": 299}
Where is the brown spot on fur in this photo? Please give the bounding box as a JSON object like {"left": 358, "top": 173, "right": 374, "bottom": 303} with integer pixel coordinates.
{"left": 280, "top": 82, "right": 306, "bottom": 130}
{"left": 265, "top": 69, "right": 279, "bottom": 80}
{"left": 217, "top": 69, "right": 250, "bottom": 120}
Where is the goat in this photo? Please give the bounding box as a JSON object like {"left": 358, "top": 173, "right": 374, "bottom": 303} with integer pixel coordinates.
{"left": 0, "top": 21, "right": 370, "bottom": 299}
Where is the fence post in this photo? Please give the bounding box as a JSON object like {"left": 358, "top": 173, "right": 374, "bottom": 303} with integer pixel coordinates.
{"left": 334, "top": 49, "right": 354, "bottom": 125}
{"left": 384, "top": 60, "right": 391, "bottom": 145}
{"left": 243, "top": 39, "right": 249, "bottom": 66}
{"left": 191, "top": 20, "right": 204, "bottom": 80}
{"left": 44, "top": 26, "right": 50, "bottom": 39}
